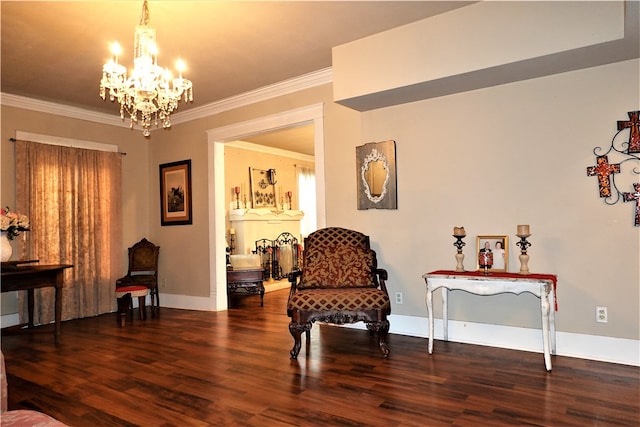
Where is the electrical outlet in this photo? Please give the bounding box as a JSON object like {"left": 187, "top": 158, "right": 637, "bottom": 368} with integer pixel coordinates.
{"left": 395, "top": 292, "right": 403, "bottom": 304}
{"left": 596, "top": 306, "right": 608, "bottom": 323}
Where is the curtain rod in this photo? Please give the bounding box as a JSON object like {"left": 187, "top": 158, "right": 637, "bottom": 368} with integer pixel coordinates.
{"left": 8, "top": 138, "right": 127, "bottom": 155}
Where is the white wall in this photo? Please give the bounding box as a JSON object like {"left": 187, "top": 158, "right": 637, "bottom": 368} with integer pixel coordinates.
{"left": 326, "top": 60, "right": 639, "bottom": 357}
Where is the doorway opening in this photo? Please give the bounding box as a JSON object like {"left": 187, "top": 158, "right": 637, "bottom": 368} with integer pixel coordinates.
{"left": 207, "top": 104, "right": 326, "bottom": 310}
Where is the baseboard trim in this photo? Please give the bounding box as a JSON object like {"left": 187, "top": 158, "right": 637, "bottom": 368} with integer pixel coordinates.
{"left": 374, "top": 313, "right": 639, "bottom": 367}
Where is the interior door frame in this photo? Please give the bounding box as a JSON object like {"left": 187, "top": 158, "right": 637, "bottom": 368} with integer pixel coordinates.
{"left": 206, "top": 103, "right": 326, "bottom": 310}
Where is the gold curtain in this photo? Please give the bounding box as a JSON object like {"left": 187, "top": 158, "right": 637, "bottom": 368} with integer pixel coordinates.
{"left": 15, "top": 140, "right": 123, "bottom": 324}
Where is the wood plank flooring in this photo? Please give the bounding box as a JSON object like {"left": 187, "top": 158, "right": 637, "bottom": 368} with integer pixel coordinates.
{"left": 2, "top": 289, "right": 638, "bottom": 426}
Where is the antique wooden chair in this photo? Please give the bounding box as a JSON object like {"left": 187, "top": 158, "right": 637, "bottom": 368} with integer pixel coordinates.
{"left": 115, "top": 238, "right": 160, "bottom": 316}
{"left": 287, "top": 227, "right": 391, "bottom": 359}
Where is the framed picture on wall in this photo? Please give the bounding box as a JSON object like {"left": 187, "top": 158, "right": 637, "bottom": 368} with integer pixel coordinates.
{"left": 160, "top": 159, "right": 193, "bottom": 226}
{"left": 476, "top": 235, "right": 509, "bottom": 272}
{"left": 356, "top": 140, "right": 397, "bottom": 210}
{"left": 249, "top": 167, "right": 277, "bottom": 208}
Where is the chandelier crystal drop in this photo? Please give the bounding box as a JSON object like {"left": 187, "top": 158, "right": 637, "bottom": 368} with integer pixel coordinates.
{"left": 99, "top": 0, "right": 193, "bottom": 137}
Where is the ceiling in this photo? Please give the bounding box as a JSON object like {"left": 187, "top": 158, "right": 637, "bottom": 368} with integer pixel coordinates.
{"left": 1, "top": 1, "right": 473, "bottom": 154}
{"left": 4, "top": 1, "right": 636, "bottom": 155}
{"left": 240, "top": 124, "right": 316, "bottom": 156}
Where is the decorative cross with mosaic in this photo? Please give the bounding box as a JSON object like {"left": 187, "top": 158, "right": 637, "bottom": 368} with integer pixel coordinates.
{"left": 587, "top": 110, "right": 640, "bottom": 226}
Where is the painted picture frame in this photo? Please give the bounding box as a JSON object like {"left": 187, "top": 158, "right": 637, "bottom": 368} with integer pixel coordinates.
{"left": 160, "top": 159, "right": 192, "bottom": 226}
{"left": 356, "top": 140, "right": 397, "bottom": 210}
{"left": 476, "top": 235, "right": 509, "bottom": 272}
{"left": 249, "top": 167, "right": 277, "bottom": 208}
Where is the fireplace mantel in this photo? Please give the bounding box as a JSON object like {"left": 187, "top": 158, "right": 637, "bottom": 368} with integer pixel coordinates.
{"left": 229, "top": 208, "right": 304, "bottom": 222}
{"left": 229, "top": 208, "right": 304, "bottom": 255}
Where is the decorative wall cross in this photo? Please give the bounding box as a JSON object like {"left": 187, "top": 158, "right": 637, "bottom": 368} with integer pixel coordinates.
{"left": 587, "top": 110, "right": 640, "bottom": 226}
{"left": 622, "top": 183, "right": 640, "bottom": 226}
{"left": 586, "top": 156, "right": 620, "bottom": 198}
{"left": 617, "top": 111, "right": 640, "bottom": 153}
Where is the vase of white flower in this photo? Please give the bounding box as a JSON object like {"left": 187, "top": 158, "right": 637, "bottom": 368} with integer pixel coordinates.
{"left": 0, "top": 207, "right": 30, "bottom": 262}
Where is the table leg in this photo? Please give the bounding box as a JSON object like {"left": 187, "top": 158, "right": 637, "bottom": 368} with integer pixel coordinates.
{"left": 27, "top": 288, "right": 35, "bottom": 328}
{"left": 426, "top": 285, "right": 434, "bottom": 354}
{"left": 55, "top": 272, "right": 63, "bottom": 343}
{"left": 540, "top": 285, "right": 552, "bottom": 371}
{"left": 548, "top": 288, "right": 557, "bottom": 354}
{"left": 442, "top": 288, "right": 449, "bottom": 342}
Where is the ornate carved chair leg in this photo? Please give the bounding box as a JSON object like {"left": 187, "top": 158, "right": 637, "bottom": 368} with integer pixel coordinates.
{"left": 378, "top": 319, "right": 390, "bottom": 358}
{"left": 289, "top": 321, "right": 311, "bottom": 359}
{"left": 365, "top": 323, "right": 376, "bottom": 337}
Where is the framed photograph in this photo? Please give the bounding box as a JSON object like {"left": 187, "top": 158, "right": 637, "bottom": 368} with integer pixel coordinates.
{"left": 476, "top": 235, "right": 509, "bottom": 272}
{"left": 249, "top": 167, "right": 277, "bottom": 208}
{"left": 356, "top": 140, "right": 397, "bottom": 210}
{"left": 160, "top": 159, "right": 192, "bottom": 226}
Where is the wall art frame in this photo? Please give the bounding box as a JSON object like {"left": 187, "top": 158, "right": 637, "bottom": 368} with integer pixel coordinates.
{"left": 249, "top": 167, "right": 277, "bottom": 208}
{"left": 476, "top": 235, "right": 509, "bottom": 272}
{"left": 160, "top": 159, "right": 193, "bottom": 226}
{"left": 356, "top": 140, "right": 397, "bottom": 210}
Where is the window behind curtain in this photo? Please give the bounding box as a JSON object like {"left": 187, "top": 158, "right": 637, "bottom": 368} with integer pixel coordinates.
{"left": 15, "top": 140, "right": 122, "bottom": 324}
{"left": 296, "top": 165, "right": 316, "bottom": 239}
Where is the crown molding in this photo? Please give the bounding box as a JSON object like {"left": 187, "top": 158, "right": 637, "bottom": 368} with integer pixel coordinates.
{"left": 170, "top": 67, "right": 332, "bottom": 125}
{"left": 0, "top": 93, "right": 127, "bottom": 128}
{"left": 0, "top": 67, "right": 333, "bottom": 129}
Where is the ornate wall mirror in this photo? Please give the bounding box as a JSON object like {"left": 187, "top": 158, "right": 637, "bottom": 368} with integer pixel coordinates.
{"left": 356, "top": 140, "right": 397, "bottom": 209}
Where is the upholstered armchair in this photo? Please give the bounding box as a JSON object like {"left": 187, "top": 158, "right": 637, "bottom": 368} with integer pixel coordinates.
{"left": 287, "top": 227, "right": 391, "bottom": 359}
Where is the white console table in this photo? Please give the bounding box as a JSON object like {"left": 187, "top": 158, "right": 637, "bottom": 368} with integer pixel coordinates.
{"left": 423, "top": 270, "right": 557, "bottom": 371}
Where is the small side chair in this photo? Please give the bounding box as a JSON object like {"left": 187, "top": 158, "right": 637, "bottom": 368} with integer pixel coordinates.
{"left": 115, "top": 238, "right": 160, "bottom": 319}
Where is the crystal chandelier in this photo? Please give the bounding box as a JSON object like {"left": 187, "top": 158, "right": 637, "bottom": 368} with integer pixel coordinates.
{"left": 100, "top": 0, "right": 193, "bottom": 137}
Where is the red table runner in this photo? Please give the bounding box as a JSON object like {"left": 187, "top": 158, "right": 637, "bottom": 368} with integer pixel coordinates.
{"left": 426, "top": 270, "right": 558, "bottom": 311}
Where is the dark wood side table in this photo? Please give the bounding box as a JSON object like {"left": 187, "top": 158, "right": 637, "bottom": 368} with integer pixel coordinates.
{"left": 1, "top": 262, "right": 73, "bottom": 343}
{"left": 226, "top": 268, "right": 265, "bottom": 306}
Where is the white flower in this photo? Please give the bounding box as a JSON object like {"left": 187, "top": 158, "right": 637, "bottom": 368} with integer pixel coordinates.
{"left": 0, "top": 207, "right": 30, "bottom": 240}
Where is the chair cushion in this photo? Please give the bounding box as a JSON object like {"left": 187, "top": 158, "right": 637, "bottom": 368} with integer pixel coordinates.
{"left": 299, "top": 245, "right": 376, "bottom": 289}
{"left": 288, "top": 288, "right": 390, "bottom": 311}
{"left": 115, "top": 285, "right": 148, "bottom": 298}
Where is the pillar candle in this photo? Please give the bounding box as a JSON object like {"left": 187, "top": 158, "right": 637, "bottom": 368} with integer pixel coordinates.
{"left": 517, "top": 224, "right": 530, "bottom": 235}
{"left": 234, "top": 186, "right": 240, "bottom": 194}
{"left": 453, "top": 226, "right": 466, "bottom": 237}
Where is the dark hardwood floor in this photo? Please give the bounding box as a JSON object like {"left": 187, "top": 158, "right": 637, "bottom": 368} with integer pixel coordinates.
{"left": 2, "top": 289, "right": 638, "bottom": 426}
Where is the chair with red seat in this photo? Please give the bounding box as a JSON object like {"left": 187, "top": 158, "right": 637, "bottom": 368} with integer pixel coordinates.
{"left": 115, "top": 238, "right": 160, "bottom": 325}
